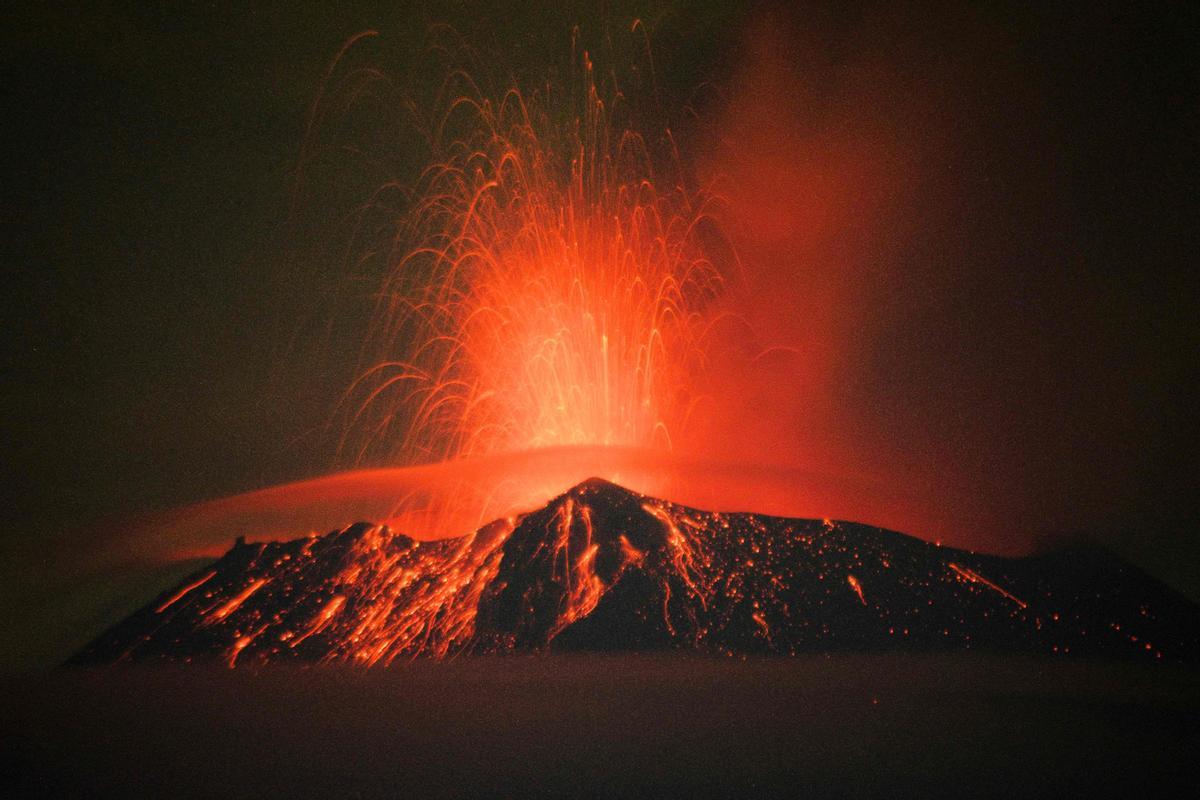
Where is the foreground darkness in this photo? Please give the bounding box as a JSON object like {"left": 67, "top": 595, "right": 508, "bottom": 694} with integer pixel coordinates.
{"left": 4, "top": 656, "right": 1198, "bottom": 798}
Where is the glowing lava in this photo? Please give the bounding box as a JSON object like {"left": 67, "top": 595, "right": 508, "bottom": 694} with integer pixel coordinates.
{"left": 341, "top": 43, "right": 727, "bottom": 483}
{"left": 74, "top": 480, "right": 1199, "bottom": 666}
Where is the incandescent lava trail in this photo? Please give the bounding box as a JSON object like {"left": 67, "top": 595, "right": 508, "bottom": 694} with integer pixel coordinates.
{"left": 340, "top": 39, "right": 728, "bottom": 483}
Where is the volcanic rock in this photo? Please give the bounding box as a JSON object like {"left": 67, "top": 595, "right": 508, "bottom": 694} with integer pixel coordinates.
{"left": 71, "top": 479, "right": 1200, "bottom": 665}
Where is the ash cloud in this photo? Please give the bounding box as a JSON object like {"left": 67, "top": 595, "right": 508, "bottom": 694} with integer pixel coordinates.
{"left": 685, "top": 4, "right": 1196, "bottom": 554}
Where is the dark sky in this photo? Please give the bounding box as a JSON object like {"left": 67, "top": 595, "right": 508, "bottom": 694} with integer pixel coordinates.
{"left": 2, "top": 3, "right": 1196, "bottom": 590}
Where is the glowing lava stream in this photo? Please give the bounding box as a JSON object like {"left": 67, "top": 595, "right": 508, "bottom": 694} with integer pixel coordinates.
{"left": 947, "top": 562, "right": 1027, "bottom": 609}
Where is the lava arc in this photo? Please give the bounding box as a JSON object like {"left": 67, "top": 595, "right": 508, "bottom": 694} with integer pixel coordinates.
{"left": 340, "top": 42, "right": 729, "bottom": 488}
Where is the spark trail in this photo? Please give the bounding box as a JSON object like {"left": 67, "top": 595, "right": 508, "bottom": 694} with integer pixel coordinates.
{"left": 341, "top": 43, "right": 728, "bottom": 482}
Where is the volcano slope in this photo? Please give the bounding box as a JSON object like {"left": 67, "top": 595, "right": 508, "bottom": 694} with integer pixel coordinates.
{"left": 71, "top": 478, "right": 1199, "bottom": 666}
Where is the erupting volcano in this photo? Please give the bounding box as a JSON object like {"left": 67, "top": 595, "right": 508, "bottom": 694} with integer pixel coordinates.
{"left": 73, "top": 479, "right": 1199, "bottom": 666}
{"left": 52, "top": 30, "right": 1200, "bottom": 677}
{"left": 9, "top": 7, "right": 1199, "bottom": 798}
{"left": 69, "top": 47, "right": 1200, "bottom": 667}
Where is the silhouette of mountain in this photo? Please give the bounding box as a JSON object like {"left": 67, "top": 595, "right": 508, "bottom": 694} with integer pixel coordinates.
{"left": 71, "top": 479, "right": 1200, "bottom": 665}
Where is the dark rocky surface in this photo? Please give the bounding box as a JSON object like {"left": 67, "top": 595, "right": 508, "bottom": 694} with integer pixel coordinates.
{"left": 72, "top": 479, "right": 1200, "bottom": 665}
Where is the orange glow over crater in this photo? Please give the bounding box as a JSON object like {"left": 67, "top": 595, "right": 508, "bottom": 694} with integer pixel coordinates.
{"left": 340, "top": 44, "right": 725, "bottom": 473}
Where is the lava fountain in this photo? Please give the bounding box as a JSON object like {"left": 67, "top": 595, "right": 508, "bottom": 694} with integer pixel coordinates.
{"left": 341, "top": 46, "right": 727, "bottom": 471}
{"left": 104, "top": 32, "right": 955, "bottom": 563}
{"left": 314, "top": 34, "right": 736, "bottom": 536}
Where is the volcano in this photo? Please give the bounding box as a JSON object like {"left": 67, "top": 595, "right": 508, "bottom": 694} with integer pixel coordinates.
{"left": 72, "top": 479, "right": 1199, "bottom": 666}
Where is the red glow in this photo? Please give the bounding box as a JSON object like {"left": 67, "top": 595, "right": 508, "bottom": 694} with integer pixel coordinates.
{"left": 342, "top": 45, "right": 723, "bottom": 473}
{"left": 847, "top": 574, "right": 867, "bottom": 606}
{"left": 298, "top": 31, "right": 999, "bottom": 556}
{"left": 208, "top": 578, "right": 267, "bottom": 623}
{"left": 155, "top": 570, "right": 217, "bottom": 613}
{"left": 116, "top": 442, "right": 1014, "bottom": 575}
{"left": 86, "top": 27, "right": 1038, "bottom": 575}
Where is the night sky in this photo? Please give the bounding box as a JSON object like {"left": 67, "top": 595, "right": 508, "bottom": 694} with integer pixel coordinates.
{"left": 3, "top": 1, "right": 1196, "bottom": 601}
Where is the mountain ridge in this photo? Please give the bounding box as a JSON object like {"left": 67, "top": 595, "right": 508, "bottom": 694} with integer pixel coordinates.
{"left": 71, "top": 478, "right": 1200, "bottom": 665}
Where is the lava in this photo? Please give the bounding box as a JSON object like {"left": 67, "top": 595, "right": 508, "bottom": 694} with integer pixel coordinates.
{"left": 947, "top": 562, "right": 1027, "bottom": 610}
{"left": 847, "top": 574, "right": 867, "bottom": 606}
{"left": 78, "top": 30, "right": 1042, "bottom": 580}
{"left": 341, "top": 39, "right": 727, "bottom": 488}
{"left": 73, "top": 480, "right": 1200, "bottom": 667}
{"left": 154, "top": 570, "right": 217, "bottom": 613}
{"left": 208, "top": 578, "right": 267, "bottom": 623}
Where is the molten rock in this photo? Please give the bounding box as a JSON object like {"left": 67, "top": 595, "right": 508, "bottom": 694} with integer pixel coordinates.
{"left": 73, "top": 479, "right": 1199, "bottom": 666}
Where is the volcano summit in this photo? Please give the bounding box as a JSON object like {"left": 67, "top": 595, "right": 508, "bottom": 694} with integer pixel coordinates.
{"left": 73, "top": 479, "right": 1199, "bottom": 666}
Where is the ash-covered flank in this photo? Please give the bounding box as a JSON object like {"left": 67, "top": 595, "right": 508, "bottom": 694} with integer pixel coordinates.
{"left": 72, "top": 479, "right": 1200, "bottom": 666}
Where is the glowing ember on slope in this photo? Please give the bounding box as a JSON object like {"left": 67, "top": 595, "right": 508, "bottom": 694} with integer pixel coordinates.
{"left": 207, "top": 578, "right": 267, "bottom": 623}
{"left": 947, "top": 562, "right": 1027, "bottom": 610}
{"left": 847, "top": 574, "right": 867, "bottom": 606}
{"left": 154, "top": 570, "right": 217, "bottom": 613}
